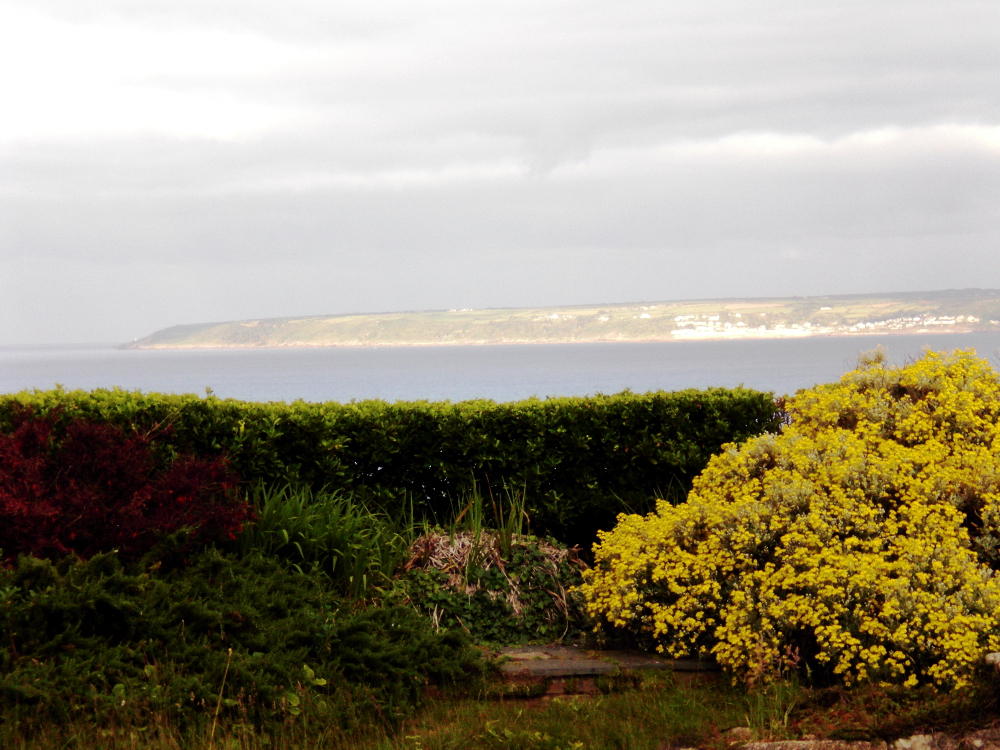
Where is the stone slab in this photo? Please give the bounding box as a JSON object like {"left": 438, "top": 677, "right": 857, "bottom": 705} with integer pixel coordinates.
{"left": 497, "top": 645, "right": 719, "bottom": 678}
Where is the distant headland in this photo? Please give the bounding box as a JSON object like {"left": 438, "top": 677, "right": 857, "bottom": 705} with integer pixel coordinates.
{"left": 122, "top": 289, "right": 1000, "bottom": 350}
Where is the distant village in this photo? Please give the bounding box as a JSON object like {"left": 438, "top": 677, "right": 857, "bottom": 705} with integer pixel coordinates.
{"left": 670, "top": 312, "right": 997, "bottom": 340}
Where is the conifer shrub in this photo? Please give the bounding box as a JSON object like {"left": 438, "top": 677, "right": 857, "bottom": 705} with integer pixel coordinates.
{"left": 0, "top": 410, "right": 251, "bottom": 562}
{"left": 0, "top": 549, "right": 484, "bottom": 730}
{"left": 581, "top": 349, "right": 1000, "bottom": 688}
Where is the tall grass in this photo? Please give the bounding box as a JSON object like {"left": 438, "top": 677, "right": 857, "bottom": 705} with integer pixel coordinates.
{"left": 443, "top": 481, "right": 528, "bottom": 588}
{"left": 237, "top": 484, "right": 414, "bottom": 599}
{"left": 448, "top": 481, "right": 530, "bottom": 564}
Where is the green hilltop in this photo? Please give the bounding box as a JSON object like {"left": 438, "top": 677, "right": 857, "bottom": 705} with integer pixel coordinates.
{"left": 123, "top": 288, "right": 1000, "bottom": 349}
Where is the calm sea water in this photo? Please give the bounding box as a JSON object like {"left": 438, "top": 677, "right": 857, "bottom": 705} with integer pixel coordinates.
{"left": 2, "top": 333, "right": 999, "bottom": 403}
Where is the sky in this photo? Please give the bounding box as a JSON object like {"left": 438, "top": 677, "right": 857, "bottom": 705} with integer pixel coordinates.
{"left": 1, "top": 0, "right": 998, "bottom": 345}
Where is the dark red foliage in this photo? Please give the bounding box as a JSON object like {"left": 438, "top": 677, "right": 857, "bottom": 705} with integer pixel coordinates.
{"left": 0, "top": 411, "right": 253, "bottom": 562}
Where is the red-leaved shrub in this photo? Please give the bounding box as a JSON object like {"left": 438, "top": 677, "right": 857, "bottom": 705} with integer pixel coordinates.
{"left": 0, "top": 411, "right": 253, "bottom": 562}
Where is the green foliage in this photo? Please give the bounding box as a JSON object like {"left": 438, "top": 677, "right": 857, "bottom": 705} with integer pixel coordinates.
{"left": 233, "top": 482, "right": 586, "bottom": 642}
{"left": 236, "top": 484, "right": 413, "bottom": 598}
{"left": 0, "top": 549, "right": 484, "bottom": 731}
{"left": 392, "top": 532, "right": 588, "bottom": 644}
{"left": 480, "top": 725, "right": 584, "bottom": 750}
{"left": 0, "top": 387, "right": 779, "bottom": 547}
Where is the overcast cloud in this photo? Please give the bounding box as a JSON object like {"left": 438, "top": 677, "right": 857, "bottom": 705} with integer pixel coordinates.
{"left": 1, "top": 0, "right": 998, "bottom": 344}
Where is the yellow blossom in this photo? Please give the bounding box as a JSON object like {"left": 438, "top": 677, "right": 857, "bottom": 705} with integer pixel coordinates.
{"left": 580, "top": 349, "right": 1000, "bottom": 688}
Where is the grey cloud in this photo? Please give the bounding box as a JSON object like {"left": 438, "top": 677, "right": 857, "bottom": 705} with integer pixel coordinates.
{"left": 6, "top": 132, "right": 997, "bottom": 259}
{"left": 1, "top": 0, "right": 999, "bottom": 343}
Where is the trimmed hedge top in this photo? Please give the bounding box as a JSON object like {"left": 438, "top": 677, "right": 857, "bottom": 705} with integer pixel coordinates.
{"left": 0, "top": 388, "right": 780, "bottom": 546}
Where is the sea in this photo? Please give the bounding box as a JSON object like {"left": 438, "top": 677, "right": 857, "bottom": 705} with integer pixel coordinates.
{"left": 2, "top": 333, "right": 999, "bottom": 404}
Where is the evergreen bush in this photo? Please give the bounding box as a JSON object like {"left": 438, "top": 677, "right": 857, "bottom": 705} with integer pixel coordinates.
{"left": 0, "top": 549, "right": 483, "bottom": 730}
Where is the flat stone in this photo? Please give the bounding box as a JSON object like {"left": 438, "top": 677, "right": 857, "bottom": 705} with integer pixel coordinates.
{"left": 497, "top": 645, "right": 718, "bottom": 678}
{"left": 507, "top": 651, "right": 552, "bottom": 661}
{"left": 501, "top": 658, "right": 620, "bottom": 677}
{"left": 744, "top": 742, "right": 886, "bottom": 750}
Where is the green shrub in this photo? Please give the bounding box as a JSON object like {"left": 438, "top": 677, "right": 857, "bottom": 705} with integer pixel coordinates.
{"left": 582, "top": 349, "right": 1000, "bottom": 688}
{"left": 0, "top": 548, "right": 484, "bottom": 730}
{"left": 0, "top": 388, "right": 779, "bottom": 547}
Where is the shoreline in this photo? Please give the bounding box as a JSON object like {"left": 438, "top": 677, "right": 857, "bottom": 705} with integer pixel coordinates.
{"left": 122, "top": 326, "right": 993, "bottom": 351}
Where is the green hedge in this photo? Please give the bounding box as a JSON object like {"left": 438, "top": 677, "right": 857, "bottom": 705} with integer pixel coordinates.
{"left": 0, "top": 388, "right": 780, "bottom": 546}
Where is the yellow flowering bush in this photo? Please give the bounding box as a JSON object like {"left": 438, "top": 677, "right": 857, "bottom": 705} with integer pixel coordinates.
{"left": 581, "top": 349, "right": 1000, "bottom": 687}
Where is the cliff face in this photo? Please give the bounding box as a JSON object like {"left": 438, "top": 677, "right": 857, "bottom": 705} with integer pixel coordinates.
{"left": 122, "top": 289, "right": 1000, "bottom": 349}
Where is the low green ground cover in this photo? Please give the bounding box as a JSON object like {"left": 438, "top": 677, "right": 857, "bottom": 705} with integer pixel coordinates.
{"left": 0, "top": 547, "right": 484, "bottom": 734}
